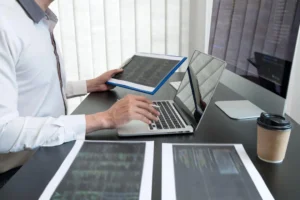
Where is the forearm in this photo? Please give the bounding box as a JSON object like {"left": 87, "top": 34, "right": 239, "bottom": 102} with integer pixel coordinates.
{"left": 85, "top": 111, "right": 114, "bottom": 133}
{"left": 86, "top": 79, "right": 98, "bottom": 93}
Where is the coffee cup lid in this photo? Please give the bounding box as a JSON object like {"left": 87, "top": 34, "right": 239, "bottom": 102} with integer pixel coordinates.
{"left": 257, "top": 113, "right": 292, "bottom": 131}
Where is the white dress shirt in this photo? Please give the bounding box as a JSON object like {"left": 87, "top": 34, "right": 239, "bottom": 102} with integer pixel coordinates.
{"left": 0, "top": 0, "right": 87, "bottom": 173}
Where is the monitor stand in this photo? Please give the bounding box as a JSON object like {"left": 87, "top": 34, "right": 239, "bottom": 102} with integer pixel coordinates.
{"left": 215, "top": 100, "right": 264, "bottom": 120}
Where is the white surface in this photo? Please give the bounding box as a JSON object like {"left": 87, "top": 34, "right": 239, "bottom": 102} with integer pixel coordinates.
{"left": 107, "top": 79, "right": 155, "bottom": 92}
{"left": 215, "top": 100, "right": 265, "bottom": 119}
{"left": 258, "top": 156, "right": 283, "bottom": 164}
{"left": 39, "top": 140, "right": 154, "bottom": 200}
{"left": 170, "top": 81, "right": 182, "bottom": 90}
{"left": 166, "top": 0, "right": 181, "bottom": 55}
{"left": 162, "top": 144, "right": 177, "bottom": 200}
{"left": 189, "top": 0, "right": 212, "bottom": 56}
{"left": 162, "top": 143, "right": 274, "bottom": 200}
{"left": 135, "top": 52, "right": 184, "bottom": 60}
{"left": 286, "top": 27, "right": 300, "bottom": 124}
{"left": 151, "top": 0, "right": 166, "bottom": 54}
{"left": 139, "top": 141, "right": 155, "bottom": 200}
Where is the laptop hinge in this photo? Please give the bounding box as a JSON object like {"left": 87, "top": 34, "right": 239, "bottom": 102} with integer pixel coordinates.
{"left": 172, "top": 102, "right": 194, "bottom": 128}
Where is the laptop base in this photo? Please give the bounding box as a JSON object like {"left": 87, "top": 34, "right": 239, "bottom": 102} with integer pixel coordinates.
{"left": 117, "top": 120, "right": 193, "bottom": 137}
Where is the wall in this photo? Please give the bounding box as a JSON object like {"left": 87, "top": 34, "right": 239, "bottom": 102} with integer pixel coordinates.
{"left": 189, "top": 0, "right": 213, "bottom": 55}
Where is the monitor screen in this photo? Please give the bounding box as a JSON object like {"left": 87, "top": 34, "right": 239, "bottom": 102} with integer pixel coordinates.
{"left": 209, "top": 0, "right": 300, "bottom": 98}
{"left": 174, "top": 51, "right": 226, "bottom": 123}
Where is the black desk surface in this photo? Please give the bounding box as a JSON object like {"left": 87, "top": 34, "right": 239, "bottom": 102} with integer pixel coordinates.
{"left": 0, "top": 73, "right": 299, "bottom": 200}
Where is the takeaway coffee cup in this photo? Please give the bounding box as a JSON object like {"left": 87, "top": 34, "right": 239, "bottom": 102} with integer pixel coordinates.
{"left": 257, "top": 113, "right": 292, "bottom": 163}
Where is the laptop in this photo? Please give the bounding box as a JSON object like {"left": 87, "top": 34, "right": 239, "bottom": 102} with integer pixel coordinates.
{"left": 117, "top": 51, "right": 227, "bottom": 136}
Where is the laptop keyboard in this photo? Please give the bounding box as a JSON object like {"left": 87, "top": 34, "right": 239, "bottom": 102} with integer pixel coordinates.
{"left": 149, "top": 101, "right": 185, "bottom": 130}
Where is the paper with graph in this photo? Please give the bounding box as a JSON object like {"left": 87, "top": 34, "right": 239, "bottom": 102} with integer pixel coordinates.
{"left": 40, "top": 140, "right": 154, "bottom": 200}
{"left": 107, "top": 53, "right": 187, "bottom": 95}
{"left": 162, "top": 143, "right": 274, "bottom": 200}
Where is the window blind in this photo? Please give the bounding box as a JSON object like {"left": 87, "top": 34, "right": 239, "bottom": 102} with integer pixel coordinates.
{"left": 49, "top": 0, "right": 191, "bottom": 112}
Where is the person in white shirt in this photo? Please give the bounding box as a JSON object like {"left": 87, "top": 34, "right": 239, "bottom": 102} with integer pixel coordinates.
{"left": 0, "top": 0, "right": 159, "bottom": 174}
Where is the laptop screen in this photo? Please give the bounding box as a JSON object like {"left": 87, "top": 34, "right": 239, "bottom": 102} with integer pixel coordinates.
{"left": 174, "top": 51, "right": 226, "bottom": 123}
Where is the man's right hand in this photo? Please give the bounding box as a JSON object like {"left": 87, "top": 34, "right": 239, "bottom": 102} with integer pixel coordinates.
{"left": 85, "top": 95, "right": 160, "bottom": 133}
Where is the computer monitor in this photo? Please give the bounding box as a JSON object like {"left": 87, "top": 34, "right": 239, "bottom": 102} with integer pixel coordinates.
{"left": 209, "top": 0, "right": 300, "bottom": 98}
{"left": 253, "top": 52, "right": 292, "bottom": 98}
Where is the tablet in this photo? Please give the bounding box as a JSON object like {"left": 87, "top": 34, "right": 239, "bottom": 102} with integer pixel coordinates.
{"left": 107, "top": 53, "right": 187, "bottom": 95}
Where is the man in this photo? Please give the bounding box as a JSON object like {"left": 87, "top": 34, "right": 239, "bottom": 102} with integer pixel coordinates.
{"left": 0, "top": 0, "right": 159, "bottom": 180}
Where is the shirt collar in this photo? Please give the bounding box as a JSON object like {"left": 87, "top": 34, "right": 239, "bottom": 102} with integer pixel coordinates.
{"left": 45, "top": 8, "right": 58, "bottom": 24}
{"left": 17, "top": 0, "right": 57, "bottom": 24}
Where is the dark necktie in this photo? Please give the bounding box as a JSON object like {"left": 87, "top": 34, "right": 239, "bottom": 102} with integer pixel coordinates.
{"left": 50, "top": 33, "right": 67, "bottom": 115}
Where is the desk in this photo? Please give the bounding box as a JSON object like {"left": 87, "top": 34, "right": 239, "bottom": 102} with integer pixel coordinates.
{"left": 0, "top": 73, "right": 299, "bottom": 200}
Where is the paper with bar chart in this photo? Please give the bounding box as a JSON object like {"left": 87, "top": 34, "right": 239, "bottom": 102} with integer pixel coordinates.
{"left": 107, "top": 53, "right": 187, "bottom": 95}
{"left": 162, "top": 143, "right": 274, "bottom": 200}
{"left": 40, "top": 140, "right": 154, "bottom": 200}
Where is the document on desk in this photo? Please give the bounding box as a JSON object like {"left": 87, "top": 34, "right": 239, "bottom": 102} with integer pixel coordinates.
{"left": 107, "top": 53, "right": 187, "bottom": 95}
{"left": 40, "top": 140, "right": 154, "bottom": 200}
{"left": 162, "top": 143, "right": 274, "bottom": 200}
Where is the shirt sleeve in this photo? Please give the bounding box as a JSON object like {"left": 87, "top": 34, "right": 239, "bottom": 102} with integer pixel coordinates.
{"left": 66, "top": 80, "right": 88, "bottom": 98}
{"left": 0, "top": 29, "right": 86, "bottom": 153}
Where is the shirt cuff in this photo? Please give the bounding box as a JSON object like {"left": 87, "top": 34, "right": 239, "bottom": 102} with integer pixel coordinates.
{"left": 56, "top": 115, "right": 86, "bottom": 142}
{"left": 66, "top": 80, "right": 87, "bottom": 98}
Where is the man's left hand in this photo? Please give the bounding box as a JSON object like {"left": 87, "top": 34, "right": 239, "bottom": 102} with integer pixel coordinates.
{"left": 86, "top": 69, "right": 123, "bottom": 93}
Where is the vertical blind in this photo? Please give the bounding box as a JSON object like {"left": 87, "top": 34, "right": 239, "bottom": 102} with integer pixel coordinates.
{"left": 49, "top": 0, "right": 191, "bottom": 112}
{"left": 209, "top": 0, "right": 300, "bottom": 77}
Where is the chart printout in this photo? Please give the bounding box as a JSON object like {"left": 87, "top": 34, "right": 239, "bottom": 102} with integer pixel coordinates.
{"left": 162, "top": 144, "right": 274, "bottom": 200}
{"left": 114, "top": 55, "right": 180, "bottom": 88}
{"left": 40, "top": 141, "right": 154, "bottom": 200}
